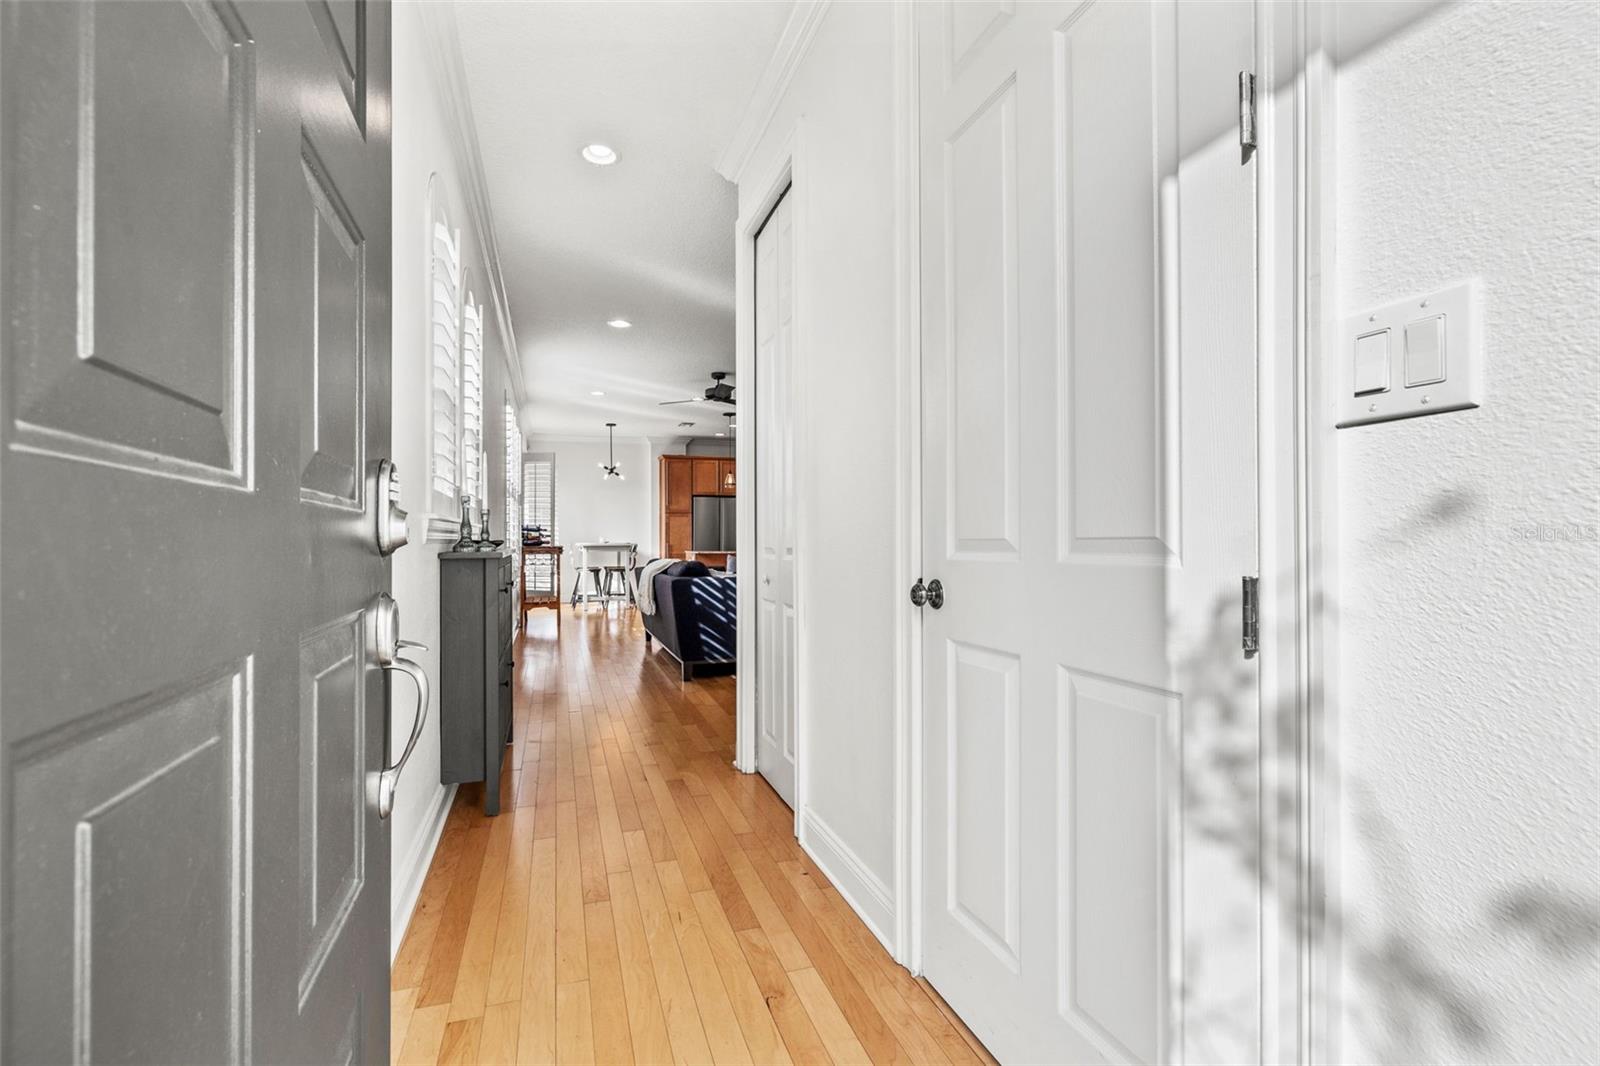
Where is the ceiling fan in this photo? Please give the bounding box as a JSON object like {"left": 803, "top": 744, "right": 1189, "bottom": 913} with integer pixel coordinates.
{"left": 658, "top": 370, "right": 734, "bottom": 407}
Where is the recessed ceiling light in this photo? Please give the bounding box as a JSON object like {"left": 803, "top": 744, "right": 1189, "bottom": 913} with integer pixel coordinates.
{"left": 606, "top": 318, "right": 631, "bottom": 329}
{"left": 582, "top": 144, "right": 618, "bottom": 166}
{"left": 590, "top": 390, "right": 605, "bottom": 396}
{"left": 715, "top": 432, "right": 726, "bottom": 437}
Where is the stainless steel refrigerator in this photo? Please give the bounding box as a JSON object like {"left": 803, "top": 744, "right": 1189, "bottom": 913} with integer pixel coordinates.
{"left": 691, "top": 495, "right": 737, "bottom": 552}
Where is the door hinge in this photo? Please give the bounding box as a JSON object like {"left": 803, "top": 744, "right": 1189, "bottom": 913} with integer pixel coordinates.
{"left": 1242, "top": 575, "right": 1260, "bottom": 659}
{"left": 1239, "top": 71, "right": 1257, "bottom": 163}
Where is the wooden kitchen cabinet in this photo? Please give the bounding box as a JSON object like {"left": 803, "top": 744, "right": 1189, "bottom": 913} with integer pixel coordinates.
{"left": 692, "top": 458, "right": 721, "bottom": 496}
{"left": 665, "top": 512, "right": 692, "bottom": 558}
{"left": 665, "top": 456, "right": 693, "bottom": 511}
{"left": 660, "top": 454, "right": 737, "bottom": 560}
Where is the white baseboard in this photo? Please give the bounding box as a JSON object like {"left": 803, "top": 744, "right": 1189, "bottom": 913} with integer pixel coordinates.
{"left": 798, "top": 809, "right": 896, "bottom": 953}
{"left": 390, "top": 783, "right": 457, "bottom": 960}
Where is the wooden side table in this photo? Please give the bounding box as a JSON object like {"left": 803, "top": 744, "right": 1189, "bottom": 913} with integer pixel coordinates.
{"left": 521, "top": 544, "right": 562, "bottom": 627}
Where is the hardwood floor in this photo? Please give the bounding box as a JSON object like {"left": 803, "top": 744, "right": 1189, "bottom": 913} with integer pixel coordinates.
{"left": 391, "top": 606, "right": 994, "bottom": 1066}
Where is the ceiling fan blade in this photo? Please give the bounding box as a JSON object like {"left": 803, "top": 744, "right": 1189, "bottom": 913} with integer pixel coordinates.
{"left": 657, "top": 398, "right": 698, "bottom": 406}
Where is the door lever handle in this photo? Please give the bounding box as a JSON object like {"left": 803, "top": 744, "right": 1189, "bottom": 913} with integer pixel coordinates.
{"left": 377, "top": 653, "right": 429, "bottom": 820}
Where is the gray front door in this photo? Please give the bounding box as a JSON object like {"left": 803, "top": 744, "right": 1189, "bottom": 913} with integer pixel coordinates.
{"left": 1, "top": 1, "right": 393, "bottom": 1061}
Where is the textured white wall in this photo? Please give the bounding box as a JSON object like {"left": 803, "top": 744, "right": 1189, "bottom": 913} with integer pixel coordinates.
{"left": 1333, "top": 3, "right": 1600, "bottom": 1062}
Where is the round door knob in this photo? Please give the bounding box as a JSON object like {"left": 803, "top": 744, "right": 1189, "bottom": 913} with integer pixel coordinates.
{"left": 909, "top": 579, "right": 928, "bottom": 607}
{"left": 926, "top": 579, "right": 944, "bottom": 610}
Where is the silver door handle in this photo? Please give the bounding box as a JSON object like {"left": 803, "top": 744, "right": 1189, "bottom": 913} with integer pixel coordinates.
{"left": 377, "top": 646, "right": 429, "bottom": 820}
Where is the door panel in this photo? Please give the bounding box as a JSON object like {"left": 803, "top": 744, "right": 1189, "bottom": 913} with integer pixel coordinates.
{"left": 754, "top": 189, "right": 796, "bottom": 807}
{"left": 919, "top": 1, "right": 1260, "bottom": 1063}
{"left": 944, "top": 79, "right": 1019, "bottom": 558}
{"left": 1, "top": 1, "right": 393, "bottom": 1062}
{"left": 947, "top": 640, "right": 1020, "bottom": 967}
{"left": 1062, "top": 0, "right": 1175, "bottom": 554}
{"left": 5, "top": 0, "right": 251, "bottom": 486}
{"left": 8, "top": 663, "right": 249, "bottom": 1064}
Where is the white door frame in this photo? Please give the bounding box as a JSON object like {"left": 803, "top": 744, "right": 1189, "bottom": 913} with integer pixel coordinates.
{"left": 733, "top": 129, "right": 803, "bottom": 818}
{"left": 888, "top": 0, "right": 924, "bottom": 972}
{"left": 886, "top": 1, "right": 1337, "bottom": 1058}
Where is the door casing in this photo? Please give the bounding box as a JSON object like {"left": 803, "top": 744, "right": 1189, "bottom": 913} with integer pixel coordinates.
{"left": 733, "top": 136, "right": 801, "bottom": 803}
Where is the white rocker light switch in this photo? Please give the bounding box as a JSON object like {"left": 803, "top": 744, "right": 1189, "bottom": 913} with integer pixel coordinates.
{"left": 1338, "top": 279, "right": 1482, "bottom": 428}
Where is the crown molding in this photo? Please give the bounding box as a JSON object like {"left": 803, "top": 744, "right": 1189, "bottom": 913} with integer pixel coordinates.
{"left": 417, "top": 3, "right": 526, "bottom": 413}
{"left": 714, "top": 0, "right": 832, "bottom": 183}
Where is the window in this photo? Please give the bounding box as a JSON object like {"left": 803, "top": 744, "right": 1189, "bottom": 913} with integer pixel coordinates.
{"left": 428, "top": 188, "right": 462, "bottom": 511}
{"left": 523, "top": 453, "right": 557, "bottom": 596}
{"left": 505, "top": 400, "right": 523, "bottom": 615}
{"left": 460, "top": 295, "right": 485, "bottom": 507}
{"left": 504, "top": 399, "right": 522, "bottom": 537}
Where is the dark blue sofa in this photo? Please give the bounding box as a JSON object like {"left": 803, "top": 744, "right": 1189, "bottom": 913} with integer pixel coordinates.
{"left": 636, "top": 561, "right": 736, "bottom": 680}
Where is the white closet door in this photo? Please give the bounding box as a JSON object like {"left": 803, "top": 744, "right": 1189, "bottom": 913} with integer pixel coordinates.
{"left": 918, "top": 2, "right": 1264, "bottom": 1062}
{"left": 755, "top": 190, "right": 797, "bottom": 807}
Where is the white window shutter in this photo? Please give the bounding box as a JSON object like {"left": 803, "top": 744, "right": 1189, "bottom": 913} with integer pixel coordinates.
{"left": 429, "top": 216, "right": 462, "bottom": 510}
{"left": 460, "top": 298, "right": 485, "bottom": 508}
{"left": 523, "top": 454, "right": 557, "bottom": 596}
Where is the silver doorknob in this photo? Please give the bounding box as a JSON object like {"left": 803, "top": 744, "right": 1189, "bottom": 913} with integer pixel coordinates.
{"left": 909, "top": 579, "right": 928, "bottom": 607}
{"left": 926, "top": 579, "right": 944, "bottom": 610}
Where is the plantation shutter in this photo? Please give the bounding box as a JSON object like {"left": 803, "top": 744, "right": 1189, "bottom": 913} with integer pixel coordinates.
{"left": 429, "top": 214, "right": 462, "bottom": 508}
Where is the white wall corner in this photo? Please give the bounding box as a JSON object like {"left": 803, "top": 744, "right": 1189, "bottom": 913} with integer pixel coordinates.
{"left": 714, "top": 0, "right": 832, "bottom": 184}
{"left": 799, "top": 809, "right": 896, "bottom": 954}
{"left": 391, "top": 783, "right": 457, "bottom": 960}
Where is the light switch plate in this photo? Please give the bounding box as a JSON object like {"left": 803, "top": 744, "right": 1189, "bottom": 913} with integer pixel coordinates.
{"left": 1337, "top": 279, "right": 1482, "bottom": 429}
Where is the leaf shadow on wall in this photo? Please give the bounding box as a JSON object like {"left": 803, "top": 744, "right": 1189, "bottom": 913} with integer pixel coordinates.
{"left": 1173, "top": 500, "right": 1600, "bottom": 1063}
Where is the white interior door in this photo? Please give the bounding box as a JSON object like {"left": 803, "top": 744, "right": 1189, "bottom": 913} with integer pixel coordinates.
{"left": 918, "top": 2, "right": 1263, "bottom": 1063}
{"left": 755, "top": 189, "right": 798, "bottom": 807}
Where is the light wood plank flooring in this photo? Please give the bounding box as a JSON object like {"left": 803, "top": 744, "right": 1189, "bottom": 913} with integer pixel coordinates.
{"left": 391, "top": 606, "right": 994, "bottom": 1066}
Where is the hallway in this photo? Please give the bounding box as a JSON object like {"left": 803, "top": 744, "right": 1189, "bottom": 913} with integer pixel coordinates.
{"left": 389, "top": 611, "right": 993, "bottom": 1065}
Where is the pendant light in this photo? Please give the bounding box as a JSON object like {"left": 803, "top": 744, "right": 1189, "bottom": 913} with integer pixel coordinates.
{"left": 598, "top": 422, "right": 625, "bottom": 480}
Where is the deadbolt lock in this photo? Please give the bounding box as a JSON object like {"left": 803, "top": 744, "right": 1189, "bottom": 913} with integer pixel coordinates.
{"left": 373, "top": 458, "right": 410, "bottom": 556}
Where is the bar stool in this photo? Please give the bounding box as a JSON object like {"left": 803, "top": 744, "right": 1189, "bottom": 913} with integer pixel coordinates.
{"left": 569, "top": 553, "right": 606, "bottom": 606}
{"left": 600, "top": 544, "right": 638, "bottom": 607}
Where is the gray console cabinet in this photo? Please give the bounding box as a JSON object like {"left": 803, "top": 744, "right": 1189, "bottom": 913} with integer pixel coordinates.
{"left": 439, "top": 549, "right": 516, "bottom": 814}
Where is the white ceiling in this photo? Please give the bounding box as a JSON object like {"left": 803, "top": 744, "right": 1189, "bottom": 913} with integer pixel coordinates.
{"left": 454, "top": 0, "right": 794, "bottom": 440}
